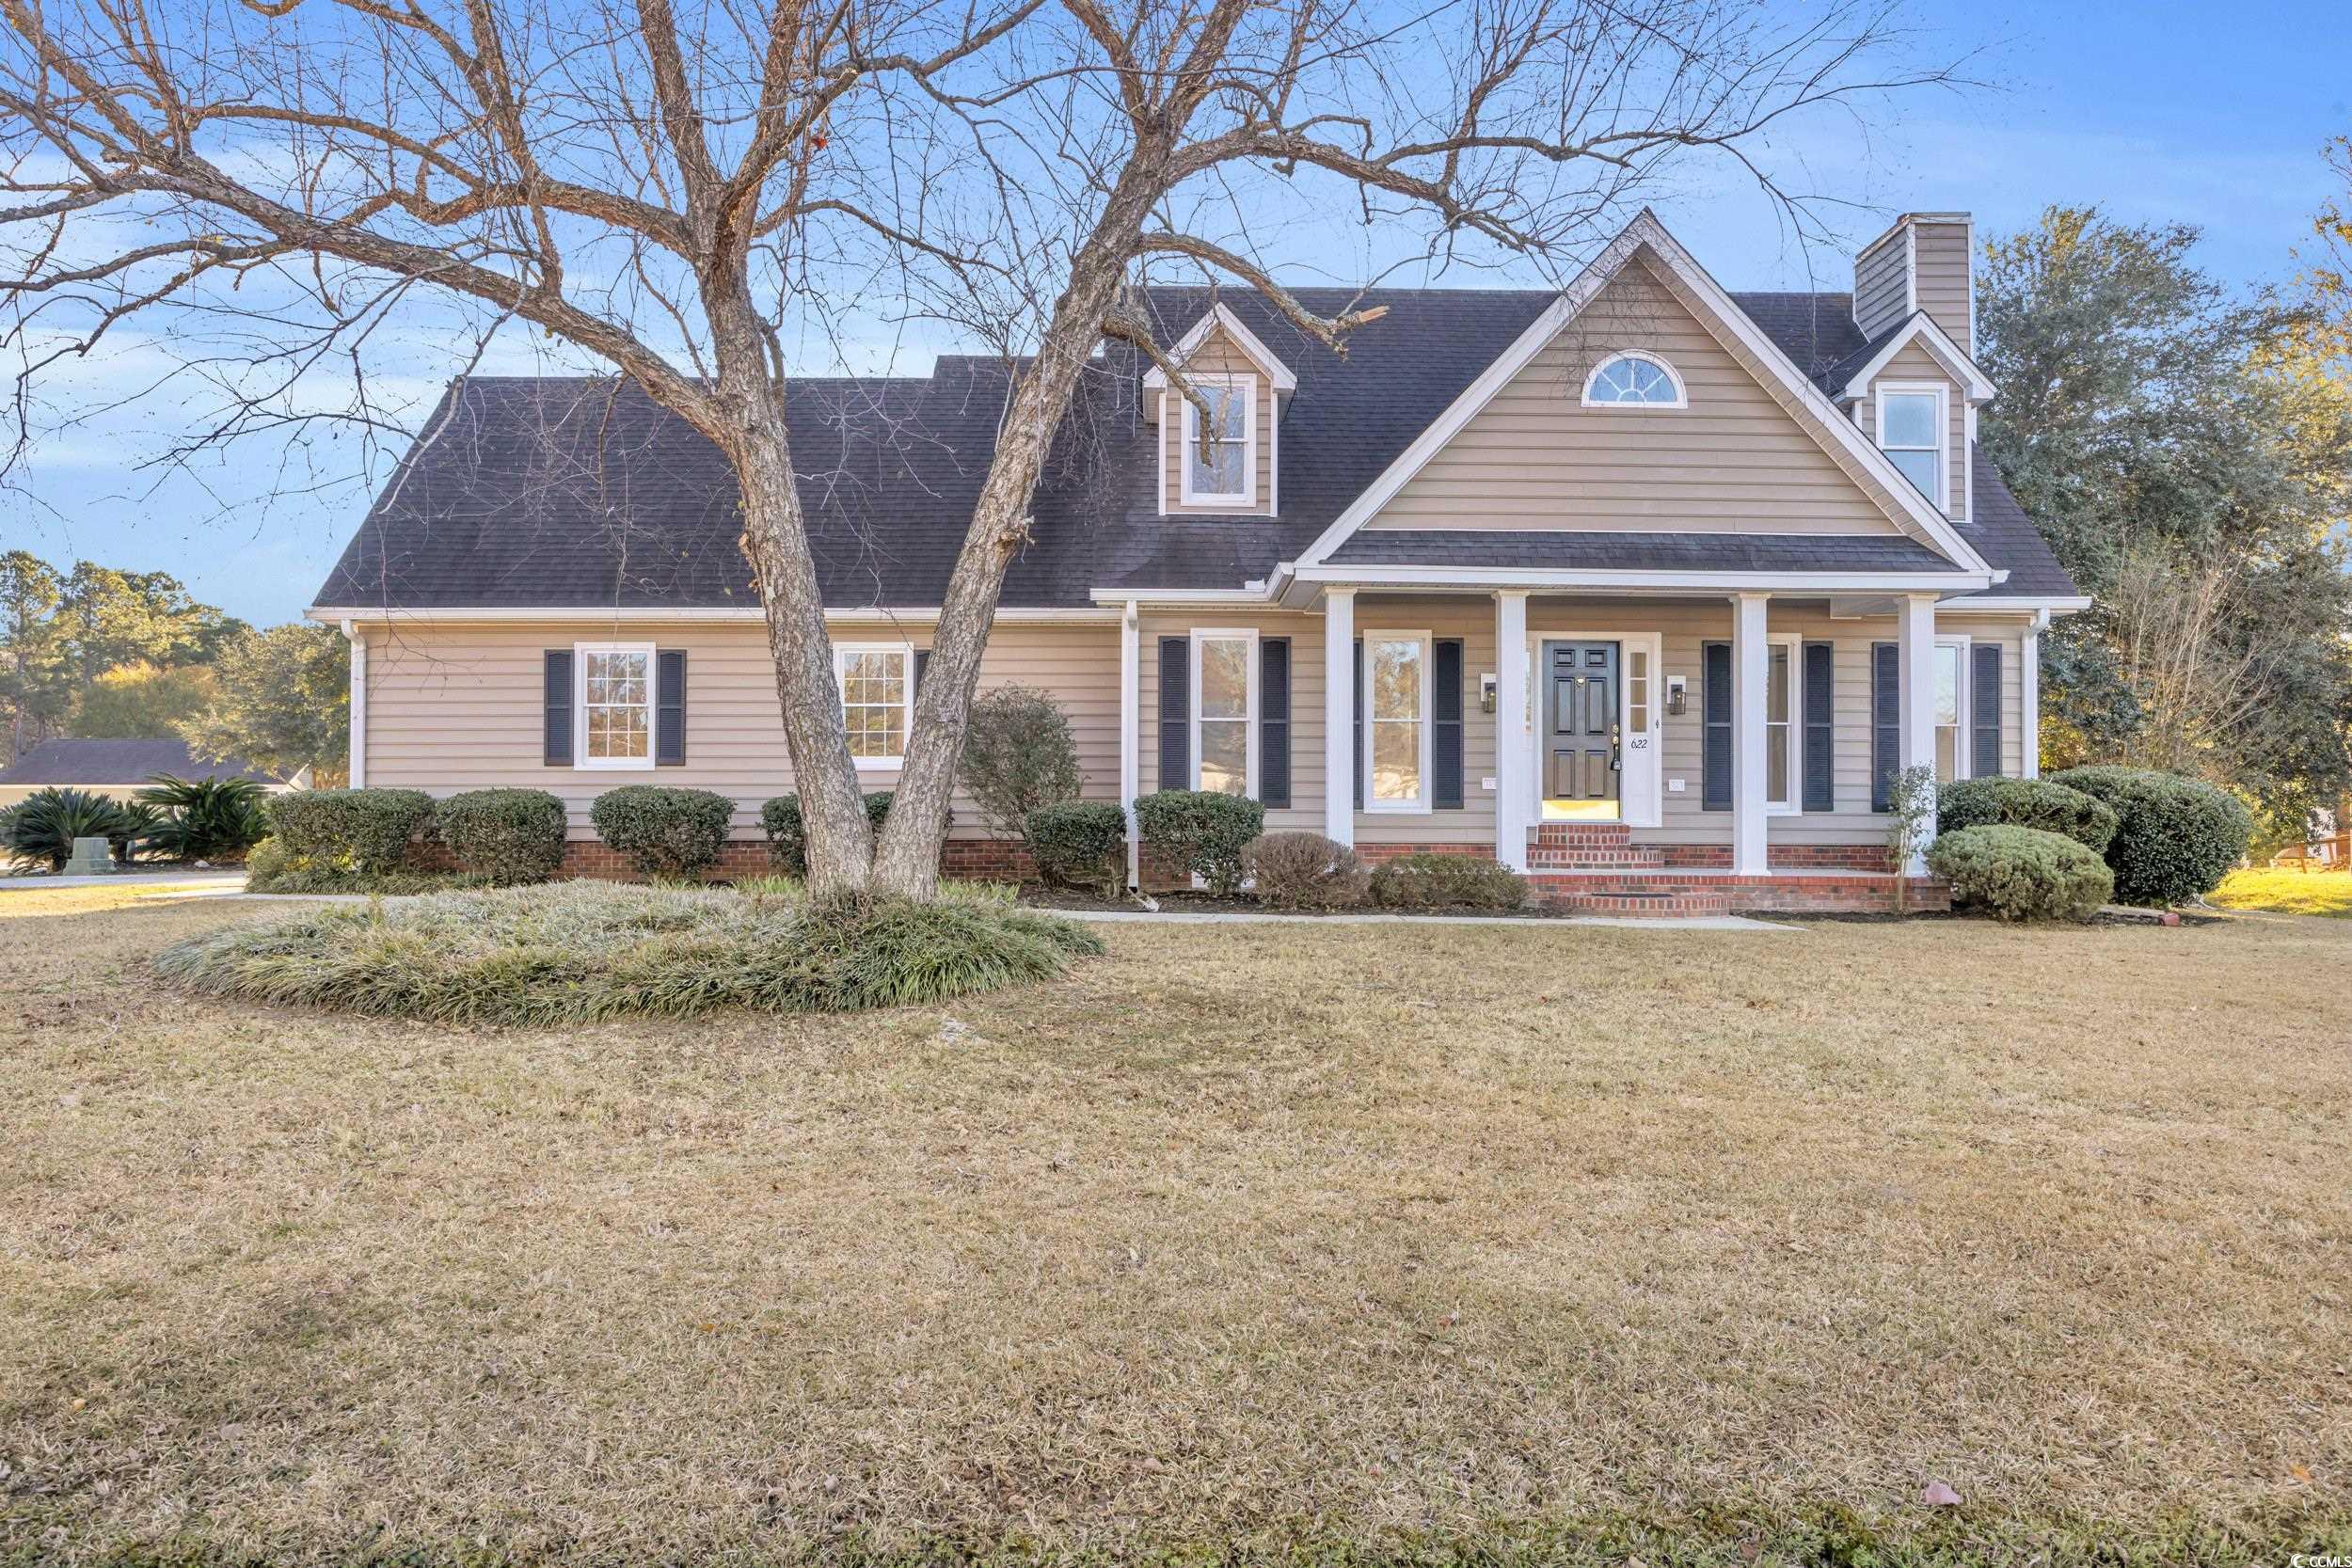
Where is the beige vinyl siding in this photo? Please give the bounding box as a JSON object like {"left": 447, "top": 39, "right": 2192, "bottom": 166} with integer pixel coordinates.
{"left": 1851, "top": 228, "right": 1911, "bottom": 339}
{"left": 1909, "top": 218, "right": 1974, "bottom": 354}
{"left": 1851, "top": 341, "right": 1968, "bottom": 520}
{"left": 1137, "top": 610, "right": 1326, "bottom": 833}
{"left": 360, "top": 619, "right": 1121, "bottom": 840}
{"left": 1154, "top": 329, "right": 1278, "bottom": 516}
{"left": 1367, "top": 258, "right": 1911, "bottom": 537}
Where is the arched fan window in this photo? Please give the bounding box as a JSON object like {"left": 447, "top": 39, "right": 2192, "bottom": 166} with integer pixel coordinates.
{"left": 1580, "top": 351, "right": 1687, "bottom": 408}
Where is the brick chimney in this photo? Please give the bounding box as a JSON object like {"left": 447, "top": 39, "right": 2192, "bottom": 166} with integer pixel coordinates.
{"left": 1851, "top": 213, "right": 1974, "bottom": 354}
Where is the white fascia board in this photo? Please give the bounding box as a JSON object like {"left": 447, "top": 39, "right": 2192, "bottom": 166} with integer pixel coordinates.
{"left": 1289, "top": 208, "right": 1995, "bottom": 581}
{"left": 1938, "top": 594, "right": 2092, "bottom": 615}
{"left": 1840, "top": 312, "right": 1997, "bottom": 402}
{"left": 308, "top": 605, "right": 1123, "bottom": 624}
{"left": 1138, "top": 302, "right": 1299, "bottom": 393}
{"left": 1083, "top": 587, "right": 1279, "bottom": 608}
{"left": 1289, "top": 564, "right": 1995, "bottom": 594}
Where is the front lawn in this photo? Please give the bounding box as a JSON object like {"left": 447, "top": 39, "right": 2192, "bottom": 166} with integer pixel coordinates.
{"left": 2, "top": 888, "right": 2346, "bottom": 1565}
{"left": 2212, "top": 866, "right": 2352, "bottom": 917}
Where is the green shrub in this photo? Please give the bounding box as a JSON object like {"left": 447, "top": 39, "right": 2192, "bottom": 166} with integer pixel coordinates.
{"left": 267, "top": 788, "right": 435, "bottom": 873}
{"left": 1368, "top": 852, "right": 1529, "bottom": 911}
{"left": 1242, "top": 832, "right": 1370, "bottom": 911}
{"left": 1133, "top": 789, "right": 1264, "bottom": 896}
{"left": 761, "top": 789, "right": 926, "bottom": 876}
{"left": 1024, "top": 800, "right": 1127, "bottom": 895}
{"left": 0, "top": 787, "right": 144, "bottom": 870}
{"left": 590, "top": 784, "right": 735, "bottom": 879}
{"left": 1927, "top": 825, "right": 2113, "bottom": 922}
{"left": 435, "top": 788, "right": 567, "bottom": 883}
{"left": 961, "top": 686, "right": 1084, "bottom": 840}
{"left": 155, "top": 880, "right": 1103, "bottom": 1025}
{"left": 2050, "top": 766, "right": 2253, "bottom": 906}
{"left": 135, "top": 773, "right": 272, "bottom": 863}
{"left": 1934, "top": 776, "right": 2117, "bottom": 855}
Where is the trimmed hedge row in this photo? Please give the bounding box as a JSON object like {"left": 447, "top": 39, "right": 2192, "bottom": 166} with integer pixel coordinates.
{"left": 1927, "top": 825, "right": 2113, "bottom": 922}
{"left": 1935, "top": 777, "right": 2117, "bottom": 855}
{"left": 267, "top": 788, "right": 435, "bottom": 873}
{"left": 2050, "top": 766, "right": 2251, "bottom": 907}
{"left": 761, "top": 790, "right": 916, "bottom": 878}
{"left": 437, "top": 788, "right": 567, "bottom": 883}
{"left": 1369, "top": 852, "right": 1529, "bottom": 911}
{"left": 1025, "top": 801, "right": 1127, "bottom": 895}
{"left": 1133, "top": 789, "right": 1264, "bottom": 896}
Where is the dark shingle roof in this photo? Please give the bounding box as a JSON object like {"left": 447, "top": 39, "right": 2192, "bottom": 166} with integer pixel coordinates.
{"left": 1328, "top": 531, "right": 1964, "bottom": 574}
{"left": 316, "top": 285, "right": 2074, "bottom": 610}
{"left": 0, "top": 738, "right": 279, "bottom": 787}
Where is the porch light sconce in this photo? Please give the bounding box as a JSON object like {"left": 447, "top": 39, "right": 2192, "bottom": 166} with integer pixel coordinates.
{"left": 1479, "top": 673, "right": 1498, "bottom": 714}
{"left": 1666, "top": 674, "right": 1688, "bottom": 717}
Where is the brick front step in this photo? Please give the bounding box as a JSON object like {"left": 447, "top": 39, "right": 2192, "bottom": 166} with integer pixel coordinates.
{"left": 1528, "top": 848, "right": 1668, "bottom": 869}
{"left": 1533, "top": 822, "right": 1635, "bottom": 847}
{"left": 1548, "top": 889, "right": 1734, "bottom": 917}
{"left": 1528, "top": 869, "right": 1950, "bottom": 915}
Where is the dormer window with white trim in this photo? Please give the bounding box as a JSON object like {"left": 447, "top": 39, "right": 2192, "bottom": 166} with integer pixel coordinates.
{"left": 1876, "top": 382, "right": 1947, "bottom": 507}
{"left": 1180, "top": 375, "right": 1256, "bottom": 507}
{"left": 1581, "top": 350, "right": 1686, "bottom": 408}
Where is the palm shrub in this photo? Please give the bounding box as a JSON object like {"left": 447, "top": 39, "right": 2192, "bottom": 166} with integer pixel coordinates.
{"left": 761, "top": 790, "right": 920, "bottom": 877}
{"left": 1934, "top": 776, "right": 2118, "bottom": 855}
{"left": 135, "top": 773, "right": 272, "bottom": 862}
{"left": 0, "top": 787, "right": 140, "bottom": 870}
{"left": 436, "top": 788, "right": 567, "bottom": 882}
{"left": 268, "top": 788, "right": 435, "bottom": 873}
{"left": 2050, "top": 766, "right": 2252, "bottom": 906}
{"left": 1927, "top": 825, "right": 2113, "bottom": 922}
{"left": 1367, "top": 852, "right": 1528, "bottom": 911}
{"left": 1133, "top": 789, "right": 1264, "bottom": 895}
{"left": 591, "top": 784, "right": 735, "bottom": 879}
{"left": 960, "top": 686, "right": 1084, "bottom": 841}
{"left": 1024, "top": 801, "right": 1127, "bottom": 895}
{"left": 1242, "top": 832, "right": 1370, "bottom": 911}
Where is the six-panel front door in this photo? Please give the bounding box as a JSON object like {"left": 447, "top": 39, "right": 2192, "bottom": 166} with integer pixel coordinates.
{"left": 1545, "top": 641, "right": 1619, "bottom": 816}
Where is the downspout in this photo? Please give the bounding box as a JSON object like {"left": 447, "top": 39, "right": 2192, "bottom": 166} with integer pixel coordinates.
{"left": 2022, "top": 608, "right": 2049, "bottom": 780}
{"left": 1120, "top": 599, "right": 1139, "bottom": 890}
{"left": 340, "top": 618, "right": 366, "bottom": 789}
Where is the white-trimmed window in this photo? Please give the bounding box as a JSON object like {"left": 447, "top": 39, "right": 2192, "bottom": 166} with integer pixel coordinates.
{"left": 1765, "top": 633, "right": 1800, "bottom": 813}
{"left": 1190, "top": 629, "right": 1257, "bottom": 797}
{"left": 1877, "top": 383, "right": 1948, "bottom": 507}
{"left": 1933, "top": 637, "right": 1970, "bottom": 784}
{"left": 576, "top": 642, "right": 655, "bottom": 768}
{"left": 1180, "top": 377, "right": 1256, "bottom": 506}
{"left": 835, "top": 642, "right": 913, "bottom": 768}
{"left": 1581, "top": 350, "right": 1687, "bottom": 408}
{"left": 1364, "top": 630, "right": 1433, "bottom": 813}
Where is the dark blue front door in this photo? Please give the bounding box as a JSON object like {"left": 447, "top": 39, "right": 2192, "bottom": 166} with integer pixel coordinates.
{"left": 1545, "top": 641, "right": 1619, "bottom": 811}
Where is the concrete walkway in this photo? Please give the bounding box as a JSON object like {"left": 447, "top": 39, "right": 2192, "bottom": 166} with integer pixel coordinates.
{"left": 0, "top": 869, "right": 249, "bottom": 893}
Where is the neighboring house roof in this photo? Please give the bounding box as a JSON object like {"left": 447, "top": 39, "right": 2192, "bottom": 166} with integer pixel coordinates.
{"left": 0, "top": 737, "right": 279, "bottom": 788}
{"left": 315, "top": 282, "right": 2074, "bottom": 612}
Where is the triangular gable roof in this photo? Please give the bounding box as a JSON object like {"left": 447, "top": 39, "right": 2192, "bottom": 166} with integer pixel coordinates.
{"left": 1139, "top": 301, "right": 1298, "bottom": 393}
{"left": 1837, "top": 311, "right": 1996, "bottom": 402}
{"left": 1290, "top": 210, "right": 1994, "bottom": 578}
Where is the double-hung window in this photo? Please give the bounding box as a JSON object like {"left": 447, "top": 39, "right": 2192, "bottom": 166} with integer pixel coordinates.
{"left": 1764, "top": 634, "right": 1800, "bottom": 812}
{"left": 835, "top": 643, "right": 912, "bottom": 768}
{"left": 1933, "top": 639, "right": 1969, "bottom": 784}
{"left": 577, "top": 642, "right": 654, "bottom": 768}
{"left": 1180, "top": 377, "right": 1255, "bottom": 507}
{"left": 1364, "top": 631, "right": 1432, "bottom": 812}
{"left": 1876, "top": 384, "right": 1947, "bottom": 507}
{"left": 1191, "top": 630, "right": 1255, "bottom": 796}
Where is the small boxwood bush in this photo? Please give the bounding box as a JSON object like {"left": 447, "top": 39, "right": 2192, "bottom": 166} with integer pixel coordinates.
{"left": 1025, "top": 800, "right": 1127, "bottom": 895}
{"left": 761, "top": 789, "right": 920, "bottom": 876}
{"left": 435, "top": 788, "right": 567, "bottom": 883}
{"left": 590, "top": 784, "right": 735, "bottom": 879}
{"left": 1927, "top": 825, "right": 2113, "bottom": 922}
{"left": 1133, "top": 789, "right": 1265, "bottom": 896}
{"left": 267, "top": 788, "right": 435, "bottom": 873}
{"left": 961, "top": 686, "right": 1084, "bottom": 840}
{"left": 1242, "top": 832, "right": 1370, "bottom": 911}
{"left": 1368, "top": 852, "right": 1529, "bottom": 911}
{"left": 1934, "top": 776, "right": 2118, "bottom": 855}
{"left": 2050, "top": 766, "right": 2253, "bottom": 906}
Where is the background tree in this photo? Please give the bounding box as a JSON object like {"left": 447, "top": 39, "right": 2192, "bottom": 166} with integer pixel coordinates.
{"left": 1978, "top": 206, "right": 2352, "bottom": 829}
{"left": 0, "top": 0, "right": 1960, "bottom": 895}
{"left": 177, "top": 623, "right": 349, "bottom": 787}
{"left": 71, "top": 661, "right": 222, "bottom": 738}
{"left": 0, "top": 549, "right": 68, "bottom": 763}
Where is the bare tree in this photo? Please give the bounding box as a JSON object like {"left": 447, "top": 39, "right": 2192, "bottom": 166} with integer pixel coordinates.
{"left": 0, "top": 0, "right": 1962, "bottom": 895}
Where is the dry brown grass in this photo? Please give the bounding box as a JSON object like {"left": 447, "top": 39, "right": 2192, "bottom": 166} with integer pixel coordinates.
{"left": 3, "top": 888, "right": 2348, "bottom": 1564}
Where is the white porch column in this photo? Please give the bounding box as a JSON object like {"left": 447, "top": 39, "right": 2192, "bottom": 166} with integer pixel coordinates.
{"left": 1730, "top": 593, "right": 1769, "bottom": 875}
{"left": 1119, "top": 599, "right": 1140, "bottom": 888}
{"left": 1323, "top": 588, "right": 1356, "bottom": 847}
{"left": 1493, "top": 591, "right": 1531, "bottom": 870}
{"left": 1896, "top": 592, "right": 1939, "bottom": 872}
{"left": 2021, "top": 611, "right": 2045, "bottom": 780}
{"left": 341, "top": 618, "right": 367, "bottom": 788}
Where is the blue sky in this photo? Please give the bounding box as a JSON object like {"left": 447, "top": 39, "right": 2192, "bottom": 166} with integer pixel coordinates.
{"left": 3, "top": 0, "right": 2344, "bottom": 629}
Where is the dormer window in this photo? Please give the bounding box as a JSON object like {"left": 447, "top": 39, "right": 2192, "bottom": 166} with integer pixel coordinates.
{"left": 1876, "top": 383, "right": 1947, "bottom": 507}
{"left": 1180, "top": 376, "right": 1255, "bottom": 507}
{"left": 1581, "top": 350, "right": 1686, "bottom": 408}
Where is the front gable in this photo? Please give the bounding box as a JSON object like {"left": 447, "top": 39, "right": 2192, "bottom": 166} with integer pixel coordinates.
{"left": 1143, "top": 309, "right": 1288, "bottom": 518}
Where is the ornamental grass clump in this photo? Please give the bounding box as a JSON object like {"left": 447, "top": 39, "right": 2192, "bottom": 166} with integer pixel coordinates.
{"left": 154, "top": 880, "right": 1102, "bottom": 1026}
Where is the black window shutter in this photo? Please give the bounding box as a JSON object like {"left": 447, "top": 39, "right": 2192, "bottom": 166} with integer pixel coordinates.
{"left": 1352, "top": 638, "right": 1365, "bottom": 811}
{"left": 1972, "top": 642, "right": 2002, "bottom": 778}
{"left": 1701, "top": 641, "right": 1731, "bottom": 812}
{"left": 1801, "top": 641, "right": 1835, "bottom": 813}
{"left": 655, "top": 649, "right": 687, "bottom": 766}
{"left": 1871, "top": 641, "right": 1899, "bottom": 812}
{"left": 1433, "top": 639, "right": 1464, "bottom": 810}
{"left": 913, "top": 648, "right": 930, "bottom": 693}
{"left": 543, "top": 649, "right": 573, "bottom": 767}
{"left": 1259, "top": 637, "right": 1291, "bottom": 808}
{"left": 1158, "top": 637, "right": 1189, "bottom": 790}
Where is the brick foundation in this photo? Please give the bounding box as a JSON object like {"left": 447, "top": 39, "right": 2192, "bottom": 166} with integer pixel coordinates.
{"left": 1655, "top": 843, "right": 1895, "bottom": 872}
